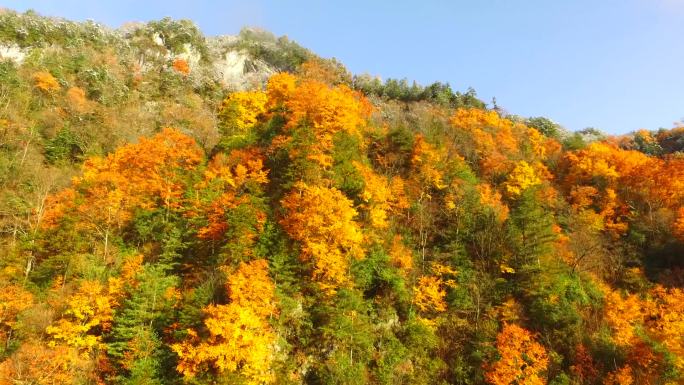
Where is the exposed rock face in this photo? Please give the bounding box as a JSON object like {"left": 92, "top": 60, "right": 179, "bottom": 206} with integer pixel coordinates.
{"left": 176, "top": 42, "right": 202, "bottom": 69}
{"left": 211, "top": 49, "right": 275, "bottom": 91}
{"left": 0, "top": 13, "right": 288, "bottom": 91}
{"left": 0, "top": 43, "right": 27, "bottom": 64}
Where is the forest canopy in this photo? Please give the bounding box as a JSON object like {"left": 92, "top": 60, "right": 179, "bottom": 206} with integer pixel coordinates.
{"left": 0, "top": 9, "right": 683, "bottom": 385}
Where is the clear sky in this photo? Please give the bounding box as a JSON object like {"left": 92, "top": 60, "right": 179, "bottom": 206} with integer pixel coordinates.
{"left": 4, "top": 0, "right": 684, "bottom": 134}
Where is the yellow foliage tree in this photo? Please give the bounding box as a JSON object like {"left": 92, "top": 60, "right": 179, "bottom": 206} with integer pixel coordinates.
{"left": 173, "top": 260, "right": 278, "bottom": 384}
{"left": 504, "top": 161, "right": 542, "bottom": 198}
{"left": 280, "top": 182, "right": 364, "bottom": 294}
{"left": 526, "top": 127, "right": 547, "bottom": 159}
{"left": 353, "top": 161, "right": 408, "bottom": 229}
{"left": 46, "top": 278, "right": 124, "bottom": 352}
{"left": 219, "top": 91, "right": 268, "bottom": 133}
{"left": 413, "top": 276, "right": 447, "bottom": 313}
{"left": 411, "top": 134, "right": 447, "bottom": 190}
{"left": 413, "top": 263, "right": 457, "bottom": 314}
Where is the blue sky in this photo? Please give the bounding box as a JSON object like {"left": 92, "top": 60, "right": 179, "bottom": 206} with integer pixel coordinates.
{"left": 4, "top": 0, "right": 684, "bottom": 134}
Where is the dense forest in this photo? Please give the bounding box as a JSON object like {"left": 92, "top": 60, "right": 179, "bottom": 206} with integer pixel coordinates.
{"left": 0, "top": 9, "right": 683, "bottom": 385}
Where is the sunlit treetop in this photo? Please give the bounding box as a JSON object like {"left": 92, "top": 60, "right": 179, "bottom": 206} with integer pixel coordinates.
{"left": 485, "top": 324, "right": 549, "bottom": 385}
{"left": 280, "top": 182, "right": 364, "bottom": 294}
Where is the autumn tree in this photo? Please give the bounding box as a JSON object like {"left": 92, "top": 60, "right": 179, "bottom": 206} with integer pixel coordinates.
{"left": 404, "top": 134, "right": 454, "bottom": 265}
{"left": 280, "top": 182, "right": 364, "bottom": 294}
{"left": 218, "top": 90, "right": 268, "bottom": 135}
{"left": 413, "top": 263, "right": 457, "bottom": 314}
{"left": 173, "top": 260, "right": 278, "bottom": 384}
{"left": 353, "top": 161, "right": 408, "bottom": 230}
{"left": 189, "top": 148, "right": 269, "bottom": 262}
{"left": 267, "top": 73, "right": 371, "bottom": 170}
{"left": 1, "top": 17, "right": 684, "bottom": 385}
{"left": 389, "top": 235, "right": 414, "bottom": 275}
{"left": 297, "top": 57, "right": 351, "bottom": 85}
{"left": 485, "top": 324, "right": 549, "bottom": 385}
{"left": 0, "top": 342, "right": 86, "bottom": 385}
{"left": 674, "top": 207, "right": 684, "bottom": 242}
{"left": 448, "top": 108, "right": 522, "bottom": 178}
{"left": 46, "top": 278, "right": 124, "bottom": 352}
{"left": 477, "top": 183, "right": 510, "bottom": 224}
{"left": 171, "top": 58, "right": 190, "bottom": 75}
{"left": 0, "top": 285, "right": 33, "bottom": 348}
{"left": 644, "top": 286, "right": 684, "bottom": 373}
{"left": 504, "top": 161, "right": 542, "bottom": 198}
{"left": 561, "top": 142, "right": 660, "bottom": 237}
{"left": 602, "top": 286, "right": 644, "bottom": 347}
{"left": 65, "top": 86, "right": 92, "bottom": 115}
{"left": 32, "top": 71, "right": 60, "bottom": 93}
{"left": 40, "top": 128, "right": 203, "bottom": 260}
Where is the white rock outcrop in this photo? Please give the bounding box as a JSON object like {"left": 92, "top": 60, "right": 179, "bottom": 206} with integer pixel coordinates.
{"left": 0, "top": 44, "right": 27, "bottom": 64}
{"left": 212, "top": 49, "right": 275, "bottom": 90}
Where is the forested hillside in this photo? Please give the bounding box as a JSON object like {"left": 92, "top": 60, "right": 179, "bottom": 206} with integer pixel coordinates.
{"left": 0, "top": 9, "right": 683, "bottom": 385}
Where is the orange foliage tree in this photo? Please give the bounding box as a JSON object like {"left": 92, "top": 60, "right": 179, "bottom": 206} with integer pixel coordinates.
{"left": 448, "top": 108, "right": 523, "bottom": 177}
{"left": 297, "top": 58, "right": 350, "bottom": 85}
{"left": 266, "top": 72, "right": 371, "bottom": 169}
{"left": 603, "top": 365, "right": 633, "bottom": 385}
{"left": 570, "top": 344, "right": 599, "bottom": 384}
{"left": 41, "top": 128, "right": 203, "bottom": 258}
{"left": 190, "top": 148, "right": 269, "bottom": 244}
{"left": 602, "top": 287, "right": 644, "bottom": 347}
{"left": 644, "top": 286, "right": 684, "bottom": 372}
{"left": 0, "top": 342, "right": 86, "bottom": 385}
{"left": 674, "top": 207, "right": 684, "bottom": 242}
{"left": 477, "top": 183, "right": 510, "bottom": 223}
{"left": 0, "top": 285, "right": 33, "bottom": 345}
{"left": 65, "top": 86, "right": 92, "bottom": 114}
{"left": 172, "top": 58, "right": 190, "bottom": 74}
{"left": 562, "top": 143, "right": 651, "bottom": 236}
{"left": 32, "top": 71, "right": 60, "bottom": 93}
{"left": 562, "top": 142, "right": 684, "bottom": 239}
{"left": 485, "top": 324, "right": 549, "bottom": 385}
{"left": 388, "top": 235, "right": 414, "bottom": 275}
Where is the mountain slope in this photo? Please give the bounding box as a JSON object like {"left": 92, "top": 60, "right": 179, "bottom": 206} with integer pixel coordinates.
{"left": 0, "top": 9, "right": 683, "bottom": 385}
